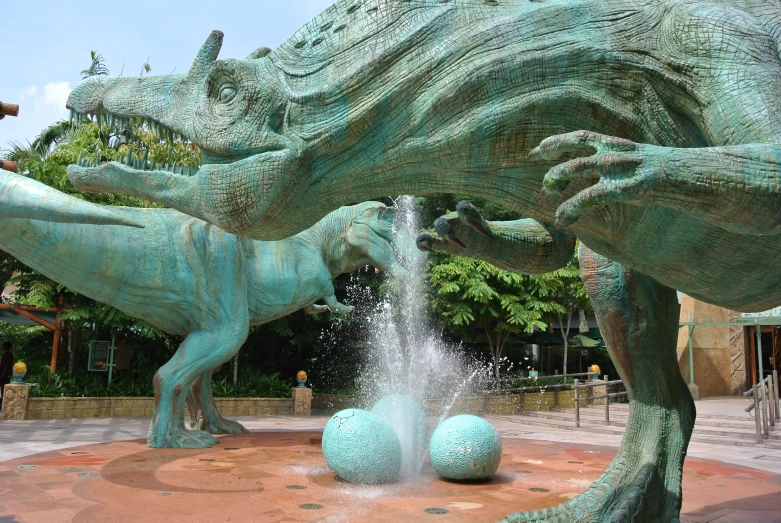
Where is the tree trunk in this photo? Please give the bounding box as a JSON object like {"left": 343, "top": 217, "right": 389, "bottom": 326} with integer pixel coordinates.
{"left": 558, "top": 308, "right": 573, "bottom": 375}
{"left": 68, "top": 324, "right": 82, "bottom": 374}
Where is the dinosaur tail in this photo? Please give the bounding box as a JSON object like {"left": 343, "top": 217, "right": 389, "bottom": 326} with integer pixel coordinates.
{"left": 0, "top": 170, "right": 143, "bottom": 228}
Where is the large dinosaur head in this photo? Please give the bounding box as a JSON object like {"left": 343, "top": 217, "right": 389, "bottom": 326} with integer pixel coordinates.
{"left": 67, "top": 31, "right": 289, "bottom": 164}
{"left": 66, "top": 31, "right": 309, "bottom": 236}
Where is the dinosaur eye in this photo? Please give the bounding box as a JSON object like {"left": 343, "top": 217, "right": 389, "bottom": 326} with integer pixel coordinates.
{"left": 219, "top": 85, "right": 237, "bottom": 103}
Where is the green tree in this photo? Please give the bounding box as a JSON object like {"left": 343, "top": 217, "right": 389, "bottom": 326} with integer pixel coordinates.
{"left": 425, "top": 252, "right": 563, "bottom": 380}
{"left": 532, "top": 249, "right": 591, "bottom": 375}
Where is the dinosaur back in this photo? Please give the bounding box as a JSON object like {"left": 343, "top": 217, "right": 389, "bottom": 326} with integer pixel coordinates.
{"left": 270, "top": 0, "right": 469, "bottom": 92}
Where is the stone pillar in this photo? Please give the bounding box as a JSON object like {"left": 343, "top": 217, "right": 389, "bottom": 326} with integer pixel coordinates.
{"left": 591, "top": 380, "right": 607, "bottom": 406}
{"left": 676, "top": 295, "right": 733, "bottom": 397}
{"left": 727, "top": 310, "right": 747, "bottom": 394}
{"left": 1, "top": 383, "right": 31, "bottom": 420}
{"left": 292, "top": 387, "right": 312, "bottom": 416}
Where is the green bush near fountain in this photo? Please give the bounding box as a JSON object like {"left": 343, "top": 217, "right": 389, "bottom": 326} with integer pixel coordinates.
{"left": 322, "top": 408, "right": 402, "bottom": 484}
{"left": 371, "top": 394, "right": 429, "bottom": 477}
{"left": 429, "top": 414, "right": 502, "bottom": 480}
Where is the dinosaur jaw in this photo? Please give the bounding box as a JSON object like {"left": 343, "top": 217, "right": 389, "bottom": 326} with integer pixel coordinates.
{"left": 67, "top": 114, "right": 201, "bottom": 177}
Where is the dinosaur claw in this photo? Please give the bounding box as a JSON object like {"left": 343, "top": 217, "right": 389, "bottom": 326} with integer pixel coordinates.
{"left": 447, "top": 233, "right": 467, "bottom": 249}
{"left": 416, "top": 233, "right": 435, "bottom": 252}
{"left": 528, "top": 146, "right": 541, "bottom": 160}
{"left": 456, "top": 201, "right": 492, "bottom": 238}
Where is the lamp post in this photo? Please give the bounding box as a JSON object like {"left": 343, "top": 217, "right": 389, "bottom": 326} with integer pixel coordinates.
{"left": 108, "top": 328, "right": 118, "bottom": 385}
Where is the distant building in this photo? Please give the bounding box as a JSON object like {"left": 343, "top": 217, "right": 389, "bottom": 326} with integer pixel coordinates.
{"left": 677, "top": 294, "right": 779, "bottom": 397}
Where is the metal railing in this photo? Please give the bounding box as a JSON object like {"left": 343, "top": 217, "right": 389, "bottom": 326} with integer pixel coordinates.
{"left": 573, "top": 375, "right": 628, "bottom": 428}
{"left": 744, "top": 370, "right": 780, "bottom": 443}
{"left": 487, "top": 371, "right": 599, "bottom": 409}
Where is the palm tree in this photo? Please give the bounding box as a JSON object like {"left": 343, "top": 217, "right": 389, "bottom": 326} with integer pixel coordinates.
{"left": 80, "top": 50, "right": 109, "bottom": 79}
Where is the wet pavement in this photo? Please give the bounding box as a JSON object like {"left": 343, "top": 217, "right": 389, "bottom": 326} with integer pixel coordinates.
{"left": 0, "top": 422, "right": 779, "bottom": 522}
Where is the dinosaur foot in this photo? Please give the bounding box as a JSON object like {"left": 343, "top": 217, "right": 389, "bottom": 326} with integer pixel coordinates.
{"left": 501, "top": 461, "right": 680, "bottom": 523}
{"left": 147, "top": 424, "right": 221, "bottom": 448}
{"left": 202, "top": 415, "right": 250, "bottom": 435}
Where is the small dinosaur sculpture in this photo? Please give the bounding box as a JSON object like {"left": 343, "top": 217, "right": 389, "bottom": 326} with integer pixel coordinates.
{"left": 0, "top": 170, "right": 409, "bottom": 448}
{"left": 59, "top": 0, "right": 781, "bottom": 520}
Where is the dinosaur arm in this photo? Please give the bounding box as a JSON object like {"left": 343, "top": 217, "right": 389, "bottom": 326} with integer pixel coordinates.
{"left": 67, "top": 149, "right": 301, "bottom": 238}
{"left": 323, "top": 295, "right": 354, "bottom": 315}
{"left": 417, "top": 202, "right": 576, "bottom": 274}
{"left": 534, "top": 132, "right": 781, "bottom": 236}
{"left": 304, "top": 303, "right": 330, "bottom": 314}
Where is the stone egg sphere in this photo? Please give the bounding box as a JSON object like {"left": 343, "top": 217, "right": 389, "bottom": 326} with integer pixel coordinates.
{"left": 322, "top": 408, "right": 402, "bottom": 484}
{"left": 429, "top": 414, "right": 502, "bottom": 480}
{"left": 371, "top": 394, "right": 430, "bottom": 477}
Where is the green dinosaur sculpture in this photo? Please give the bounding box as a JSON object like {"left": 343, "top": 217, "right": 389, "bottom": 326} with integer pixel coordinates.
{"left": 60, "top": 0, "right": 781, "bottom": 519}
{"left": 0, "top": 170, "right": 408, "bottom": 448}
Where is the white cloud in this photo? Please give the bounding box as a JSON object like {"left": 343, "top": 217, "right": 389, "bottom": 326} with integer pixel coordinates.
{"left": 18, "top": 81, "right": 71, "bottom": 119}
{"left": 41, "top": 82, "right": 71, "bottom": 113}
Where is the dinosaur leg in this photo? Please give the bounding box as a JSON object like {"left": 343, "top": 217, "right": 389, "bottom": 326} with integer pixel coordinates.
{"left": 503, "top": 245, "right": 694, "bottom": 522}
{"left": 148, "top": 330, "right": 244, "bottom": 448}
{"left": 189, "top": 371, "right": 250, "bottom": 435}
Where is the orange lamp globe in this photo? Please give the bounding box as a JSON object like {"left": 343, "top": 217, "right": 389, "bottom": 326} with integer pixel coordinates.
{"left": 297, "top": 370, "right": 307, "bottom": 380}
{"left": 13, "top": 361, "right": 27, "bottom": 375}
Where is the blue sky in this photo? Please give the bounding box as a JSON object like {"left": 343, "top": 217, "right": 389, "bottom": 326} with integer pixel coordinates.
{"left": 1, "top": 0, "right": 333, "bottom": 152}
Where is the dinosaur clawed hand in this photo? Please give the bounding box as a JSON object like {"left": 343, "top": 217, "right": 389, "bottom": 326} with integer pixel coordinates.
{"left": 531, "top": 130, "right": 663, "bottom": 229}
{"left": 416, "top": 201, "right": 493, "bottom": 254}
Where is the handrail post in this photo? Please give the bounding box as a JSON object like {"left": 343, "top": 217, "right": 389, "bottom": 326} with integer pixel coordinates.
{"left": 554, "top": 370, "right": 559, "bottom": 409}
{"left": 574, "top": 379, "right": 580, "bottom": 428}
{"left": 773, "top": 370, "right": 781, "bottom": 419}
{"left": 769, "top": 376, "right": 776, "bottom": 427}
{"left": 753, "top": 384, "right": 762, "bottom": 444}
{"left": 762, "top": 379, "right": 770, "bottom": 438}
{"left": 604, "top": 374, "right": 609, "bottom": 426}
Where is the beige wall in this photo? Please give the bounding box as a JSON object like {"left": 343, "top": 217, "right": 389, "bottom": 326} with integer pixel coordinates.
{"left": 676, "top": 295, "right": 745, "bottom": 397}
{"left": 25, "top": 396, "right": 294, "bottom": 419}
{"left": 311, "top": 391, "right": 581, "bottom": 416}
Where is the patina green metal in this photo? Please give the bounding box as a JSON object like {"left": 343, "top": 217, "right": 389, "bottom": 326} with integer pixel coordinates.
{"left": 0, "top": 170, "right": 409, "bottom": 448}
{"left": 48, "top": 0, "right": 781, "bottom": 520}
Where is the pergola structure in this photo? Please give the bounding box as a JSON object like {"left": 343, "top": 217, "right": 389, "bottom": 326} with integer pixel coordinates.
{"left": 680, "top": 309, "right": 781, "bottom": 392}
{"left": 0, "top": 295, "right": 68, "bottom": 373}
{"left": 0, "top": 101, "right": 68, "bottom": 373}
{"left": 0, "top": 101, "right": 19, "bottom": 172}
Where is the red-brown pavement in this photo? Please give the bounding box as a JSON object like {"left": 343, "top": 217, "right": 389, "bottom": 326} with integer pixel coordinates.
{"left": 1, "top": 431, "right": 780, "bottom": 523}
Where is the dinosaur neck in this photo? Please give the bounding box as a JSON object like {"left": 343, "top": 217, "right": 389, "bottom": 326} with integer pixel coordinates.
{"left": 296, "top": 209, "right": 353, "bottom": 278}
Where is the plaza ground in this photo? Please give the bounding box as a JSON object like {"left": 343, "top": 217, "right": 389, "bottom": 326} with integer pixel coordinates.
{"left": 0, "top": 398, "right": 779, "bottom": 522}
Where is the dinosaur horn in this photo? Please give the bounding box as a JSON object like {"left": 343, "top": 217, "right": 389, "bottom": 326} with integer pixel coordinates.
{"left": 188, "top": 30, "right": 224, "bottom": 80}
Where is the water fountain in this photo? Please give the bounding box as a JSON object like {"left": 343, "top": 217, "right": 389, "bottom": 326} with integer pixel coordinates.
{"left": 321, "top": 196, "right": 499, "bottom": 484}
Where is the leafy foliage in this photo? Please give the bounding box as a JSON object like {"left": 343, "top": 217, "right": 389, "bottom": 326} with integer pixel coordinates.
{"left": 80, "top": 50, "right": 109, "bottom": 79}
{"left": 211, "top": 371, "right": 291, "bottom": 398}
{"left": 426, "top": 251, "right": 565, "bottom": 379}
